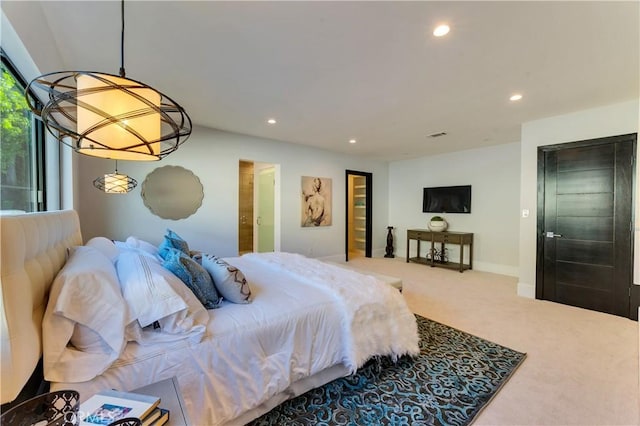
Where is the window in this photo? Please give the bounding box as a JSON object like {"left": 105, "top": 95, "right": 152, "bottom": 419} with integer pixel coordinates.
{"left": 1, "top": 51, "right": 45, "bottom": 212}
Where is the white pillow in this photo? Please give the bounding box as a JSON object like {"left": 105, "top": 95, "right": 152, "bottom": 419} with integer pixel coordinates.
{"left": 43, "top": 246, "right": 127, "bottom": 383}
{"left": 200, "top": 254, "right": 252, "bottom": 304}
{"left": 70, "top": 324, "right": 113, "bottom": 353}
{"left": 116, "top": 252, "right": 187, "bottom": 327}
{"left": 124, "top": 257, "right": 208, "bottom": 345}
{"left": 85, "top": 236, "right": 119, "bottom": 263}
{"left": 125, "top": 236, "right": 160, "bottom": 257}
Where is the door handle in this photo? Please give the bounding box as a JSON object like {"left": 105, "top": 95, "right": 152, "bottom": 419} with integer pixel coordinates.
{"left": 257, "top": 216, "right": 262, "bottom": 225}
{"left": 545, "top": 231, "right": 562, "bottom": 238}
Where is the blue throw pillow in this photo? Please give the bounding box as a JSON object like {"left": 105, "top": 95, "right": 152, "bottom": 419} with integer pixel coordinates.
{"left": 162, "top": 248, "right": 222, "bottom": 309}
{"left": 158, "top": 229, "right": 190, "bottom": 260}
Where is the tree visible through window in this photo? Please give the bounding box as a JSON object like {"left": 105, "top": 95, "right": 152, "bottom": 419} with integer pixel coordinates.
{"left": 1, "top": 56, "right": 42, "bottom": 212}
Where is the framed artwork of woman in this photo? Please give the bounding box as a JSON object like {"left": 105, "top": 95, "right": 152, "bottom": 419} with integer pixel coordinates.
{"left": 301, "top": 176, "right": 332, "bottom": 227}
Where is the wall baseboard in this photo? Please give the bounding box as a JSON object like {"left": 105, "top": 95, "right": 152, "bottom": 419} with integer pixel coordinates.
{"left": 517, "top": 281, "right": 536, "bottom": 298}
{"left": 318, "top": 248, "right": 388, "bottom": 263}
{"left": 372, "top": 248, "right": 386, "bottom": 258}
{"left": 396, "top": 250, "right": 518, "bottom": 277}
{"left": 318, "top": 253, "right": 346, "bottom": 263}
{"left": 472, "top": 261, "right": 518, "bottom": 277}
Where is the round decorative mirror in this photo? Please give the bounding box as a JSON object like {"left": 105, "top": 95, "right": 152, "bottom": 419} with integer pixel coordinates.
{"left": 141, "top": 165, "right": 204, "bottom": 220}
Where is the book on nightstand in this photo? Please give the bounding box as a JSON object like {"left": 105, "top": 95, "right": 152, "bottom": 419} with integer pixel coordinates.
{"left": 143, "top": 408, "right": 170, "bottom": 426}
{"left": 79, "top": 389, "right": 160, "bottom": 426}
{"left": 133, "top": 377, "right": 189, "bottom": 425}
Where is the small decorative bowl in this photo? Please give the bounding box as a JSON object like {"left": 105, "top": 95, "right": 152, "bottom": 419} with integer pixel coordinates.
{"left": 428, "top": 219, "right": 448, "bottom": 232}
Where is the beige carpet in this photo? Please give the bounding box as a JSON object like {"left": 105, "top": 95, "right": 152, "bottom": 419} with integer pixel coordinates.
{"left": 344, "top": 256, "right": 639, "bottom": 426}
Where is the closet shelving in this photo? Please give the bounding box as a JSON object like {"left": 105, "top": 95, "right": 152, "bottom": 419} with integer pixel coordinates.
{"left": 352, "top": 179, "right": 367, "bottom": 252}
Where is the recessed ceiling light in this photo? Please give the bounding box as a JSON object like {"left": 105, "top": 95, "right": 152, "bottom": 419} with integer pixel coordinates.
{"left": 433, "top": 24, "right": 450, "bottom": 37}
{"left": 267, "top": 118, "right": 277, "bottom": 124}
{"left": 349, "top": 139, "right": 357, "bottom": 144}
{"left": 510, "top": 94, "right": 523, "bottom": 101}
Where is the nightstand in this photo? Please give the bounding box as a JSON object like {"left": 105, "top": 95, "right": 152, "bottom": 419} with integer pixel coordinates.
{"left": 133, "top": 377, "right": 191, "bottom": 426}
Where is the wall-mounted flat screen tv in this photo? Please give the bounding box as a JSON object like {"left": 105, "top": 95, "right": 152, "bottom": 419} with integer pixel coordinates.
{"left": 423, "top": 185, "right": 471, "bottom": 213}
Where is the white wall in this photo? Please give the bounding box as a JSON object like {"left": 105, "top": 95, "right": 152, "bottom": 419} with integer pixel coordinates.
{"left": 1, "top": 3, "right": 63, "bottom": 83}
{"left": 388, "top": 142, "right": 521, "bottom": 276}
{"left": 518, "top": 100, "right": 640, "bottom": 298}
{"left": 77, "top": 126, "right": 390, "bottom": 259}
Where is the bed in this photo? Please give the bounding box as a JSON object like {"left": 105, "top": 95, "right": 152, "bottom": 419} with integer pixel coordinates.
{"left": 0, "top": 210, "right": 419, "bottom": 425}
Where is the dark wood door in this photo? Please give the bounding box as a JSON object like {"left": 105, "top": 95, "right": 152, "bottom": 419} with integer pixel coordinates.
{"left": 537, "top": 134, "right": 636, "bottom": 318}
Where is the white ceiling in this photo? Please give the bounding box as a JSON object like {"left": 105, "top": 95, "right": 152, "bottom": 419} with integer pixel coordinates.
{"left": 6, "top": 1, "right": 640, "bottom": 161}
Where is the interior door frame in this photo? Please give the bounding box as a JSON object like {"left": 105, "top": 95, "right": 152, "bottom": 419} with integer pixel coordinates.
{"left": 535, "top": 133, "right": 638, "bottom": 319}
{"left": 238, "top": 160, "right": 281, "bottom": 255}
{"left": 255, "top": 166, "right": 276, "bottom": 252}
{"left": 345, "top": 169, "right": 372, "bottom": 260}
{"left": 254, "top": 162, "right": 281, "bottom": 253}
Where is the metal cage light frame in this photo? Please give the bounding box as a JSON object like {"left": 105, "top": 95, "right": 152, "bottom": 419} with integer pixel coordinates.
{"left": 25, "top": 0, "right": 191, "bottom": 161}
{"left": 93, "top": 161, "right": 138, "bottom": 194}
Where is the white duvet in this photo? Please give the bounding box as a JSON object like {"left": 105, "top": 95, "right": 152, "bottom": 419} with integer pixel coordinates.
{"left": 51, "top": 252, "right": 419, "bottom": 425}
{"left": 242, "top": 252, "right": 420, "bottom": 370}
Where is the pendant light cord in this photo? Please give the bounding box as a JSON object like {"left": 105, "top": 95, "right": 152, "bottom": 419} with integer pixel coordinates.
{"left": 119, "top": 0, "right": 125, "bottom": 77}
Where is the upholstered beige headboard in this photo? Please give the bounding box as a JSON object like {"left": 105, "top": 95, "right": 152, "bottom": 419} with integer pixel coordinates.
{"left": 0, "top": 210, "right": 82, "bottom": 404}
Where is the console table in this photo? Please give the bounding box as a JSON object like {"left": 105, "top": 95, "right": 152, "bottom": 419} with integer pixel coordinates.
{"left": 406, "top": 229, "right": 473, "bottom": 272}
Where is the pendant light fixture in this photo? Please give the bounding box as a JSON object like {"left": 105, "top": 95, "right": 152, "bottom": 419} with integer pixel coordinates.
{"left": 25, "top": 0, "right": 191, "bottom": 161}
{"left": 93, "top": 161, "right": 138, "bottom": 193}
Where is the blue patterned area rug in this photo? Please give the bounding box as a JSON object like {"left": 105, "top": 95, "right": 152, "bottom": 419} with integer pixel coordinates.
{"left": 249, "top": 314, "right": 526, "bottom": 426}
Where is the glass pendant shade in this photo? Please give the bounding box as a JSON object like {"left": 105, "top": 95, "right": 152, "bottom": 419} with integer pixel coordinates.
{"left": 103, "top": 173, "right": 135, "bottom": 193}
{"left": 93, "top": 162, "right": 138, "bottom": 193}
{"left": 76, "top": 73, "right": 161, "bottom": 160}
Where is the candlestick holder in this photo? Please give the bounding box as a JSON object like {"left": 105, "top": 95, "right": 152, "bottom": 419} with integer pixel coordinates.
{"left": 384, "top": 226, "right": 395, "bottom": 258}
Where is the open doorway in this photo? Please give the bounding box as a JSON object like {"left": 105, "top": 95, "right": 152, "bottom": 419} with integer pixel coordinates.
{"left": 238, "top": 160, "right": 280, "bottom": 255}
{"left": 345, "top": 170, "right": 372, "bottom": 261}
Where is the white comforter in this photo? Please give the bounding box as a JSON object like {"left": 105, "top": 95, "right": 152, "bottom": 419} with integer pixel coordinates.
{"left": 51, "top": 253, "right": 419, "bottom": 425}
{"left": 242, "top": 252, "right": 419, "bottom": 370}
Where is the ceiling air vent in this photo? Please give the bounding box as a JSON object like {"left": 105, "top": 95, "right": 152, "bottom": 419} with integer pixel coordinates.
{"left": 428, "top": 132, "right": 447, "bottom": 138}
